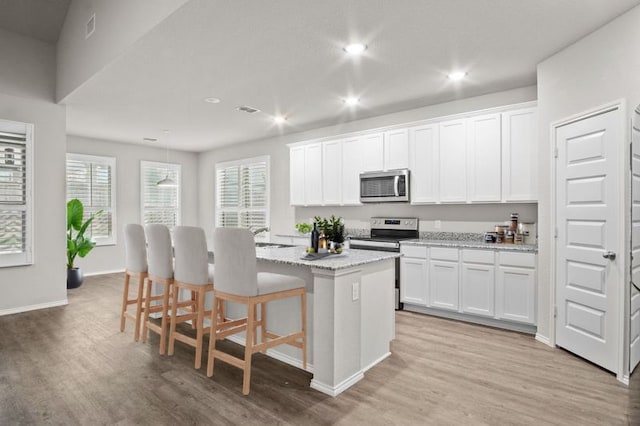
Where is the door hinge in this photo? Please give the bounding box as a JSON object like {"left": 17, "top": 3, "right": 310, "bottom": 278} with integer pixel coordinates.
{"left": 554, "top": 227, "right": 558, "bottom": 238}
{"left": 554, "top": 306, "right": 558, "bottom": 318}
{"left": 554, "top": 147, "right": 558, "bottom": 158}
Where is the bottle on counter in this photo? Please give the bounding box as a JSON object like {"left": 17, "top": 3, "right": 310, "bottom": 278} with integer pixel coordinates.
{"left": 318, "top": 230, "right": 328, "bottom": 253}
{"left": 311, "top": 222, "right": 319, "bottom": 253}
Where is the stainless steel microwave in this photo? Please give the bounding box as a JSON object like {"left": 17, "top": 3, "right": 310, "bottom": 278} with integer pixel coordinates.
{"left": 360, "top": 169, "right": 410, "bottom": 203}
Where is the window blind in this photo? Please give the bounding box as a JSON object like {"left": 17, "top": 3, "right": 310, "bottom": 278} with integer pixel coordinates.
{"left": 141, "top": 161, "right": 181, "bottom": 230}
{"left": 66, "top": 154, "right": 116, "bottom": 244}
{"left": 0, "top": 122, "right": 32, "bottom": 266}
{"left": 216, "top": 157, "right": 269, "bottom": 229}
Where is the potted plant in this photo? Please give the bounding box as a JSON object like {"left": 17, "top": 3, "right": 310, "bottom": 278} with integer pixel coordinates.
{"left": 313, "top": 215, "right": 345, "bottom": 251}
{"left": 66, "top": 199, "right": 103, "bottom": 289}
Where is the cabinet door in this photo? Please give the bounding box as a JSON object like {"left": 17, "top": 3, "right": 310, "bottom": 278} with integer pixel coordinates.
{"left": 461, "top": 262, "right": 495, "bottom": 317}
{"left": 400, "top": 257, "right": 428, "bottom": 306}
{"left": 322, "top": 140, "right": 342, "bottom": 205}
{"left": 429, "top": 260, "right": 459, "bottom": 311}
{"left": 502, "top": 108, "right": 537, "bottom": 201}
{"left": 384, "top": 128, "right": 409, "bottom": 170}
{"left": 289, "top": 146, "right": 306, "bottom": 205}
{"left": 439, "top": 119, "right": 467, "bottom": 202}
{"left": 341, "top": 136, "right": 363, "bottom": 205}
{"left": 467, "top": 113, "right": 501, "bottom": 202}
{"left": 361, "top": 133, "right": 385, "bottom": 172}
{"left": 409, "top": 124, "right": 439, "bottom": 203}
{"left": 496, "top": 266, "right": 536, "bottom": 324}
{"left": 304, "top": 143, "right": 323, "bottom": 205}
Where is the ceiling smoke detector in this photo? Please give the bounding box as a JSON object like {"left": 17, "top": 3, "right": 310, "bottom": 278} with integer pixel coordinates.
{"left": 236, "top": 105, "right": 261, "bottom": 114}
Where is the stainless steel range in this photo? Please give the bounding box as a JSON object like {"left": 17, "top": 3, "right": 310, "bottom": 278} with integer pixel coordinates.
{"left": 350, "top": 217, "right": 419, "bottom": 310}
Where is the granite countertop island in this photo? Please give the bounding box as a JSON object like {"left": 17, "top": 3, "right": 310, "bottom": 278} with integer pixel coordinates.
{"left": 255, "top": 245, "right": 401, "bottom": 270}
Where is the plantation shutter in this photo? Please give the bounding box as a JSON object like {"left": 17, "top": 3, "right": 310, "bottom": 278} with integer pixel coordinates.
{"left": 0, "top": 131, "right": 27, "bottom": 256}
{"left": 66, "top": 154, "right": 115, "bottom": 243}
{"left": 141, "top": 161, "right": 181, "bottom": 230}
{"left": 216, "top": 157, "right": 269, "bottom": 229}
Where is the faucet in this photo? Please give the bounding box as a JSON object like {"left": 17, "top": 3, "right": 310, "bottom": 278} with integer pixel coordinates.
{"left": 250, "top": 226, "right": 270, "bottom": 236}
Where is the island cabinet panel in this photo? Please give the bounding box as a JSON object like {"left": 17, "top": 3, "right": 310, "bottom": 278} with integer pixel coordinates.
{"left": 409, "top": 124, "right": 439, "bottom": 203}
{"left": 384, "top": 128, "right": 409, "bottom": 170}
{"left": 341, "top": 136, "right": 364, "bottom": 205}
{"left": 429, "top": 260, "right": 459, "bottom": 311}
{"left": 439, "top": 119, "right": 467, "bottom": 202}
{"left": 501, "top": 107, "right": 538, "bottom": 201}
{"left": 322, "top": 139, "right": 342, "bottom": 205}
{"left": 467, "top": 113, "right": 502, "bottom": 202}
{"left": 289, "top": 146, "right": 306, "bottom": 205}
{"left": 461, "top": 261, "right": 496, "bottom": 317}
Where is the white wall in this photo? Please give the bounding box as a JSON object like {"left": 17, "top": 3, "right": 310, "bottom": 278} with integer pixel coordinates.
{"left": 0, "top": 31, "right": 67, "bottom": 314}
{"left": 536, "top": 5, "right": 640, "bottom": 348}
{"left": 198, "top": 85, "right": 538, "bottom": 242}
{"left": 56, "top": 0, "right": 189, "bottom": 101}
{"left": 66, "top": 136, "right": 199, "bottom": 274}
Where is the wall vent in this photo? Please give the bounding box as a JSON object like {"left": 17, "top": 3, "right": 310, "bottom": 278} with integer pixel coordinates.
{"left": 236, "top": 105, "right": 260, "bottom": 114}
{"left": 86, "top": 14, "right": 96, "bottom": 39}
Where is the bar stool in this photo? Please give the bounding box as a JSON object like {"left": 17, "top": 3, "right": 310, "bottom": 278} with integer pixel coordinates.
{"left": 206, "top": 227, "right": 307, "bottom": 395}
{"left": 167, "top": 226, "right": 214, "bottom": 369}
{"left": 120, "top": 224, "right": 148, "bottom": 341}
{"left": 141, "top": 224, "right": 174, "bottom": 354}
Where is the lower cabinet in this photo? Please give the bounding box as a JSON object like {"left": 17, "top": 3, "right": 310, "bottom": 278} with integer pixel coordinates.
{"left": 461, "top": 263, "right": 495, "bottom": 317}
{"left": 496, "top": 265, "right": 536, "bottom": 324}
{"left": 400, "top": 257, "right": 428, "bottom": 306}
{"left": 429, "top": 260, "right": 459, "bottom": 311}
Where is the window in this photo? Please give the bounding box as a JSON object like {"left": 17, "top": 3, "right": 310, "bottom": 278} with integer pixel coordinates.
{"left": 141, "top": 161, "right": 181, "bottom": 230}
{"left": 215, "top": 156, "right": 269, "bottom": 231}
{"left": 66, "top": 153, "right": 116, "bottom": 245}
{"left": 0, "top": 119, "right": 33, "bottom": 267}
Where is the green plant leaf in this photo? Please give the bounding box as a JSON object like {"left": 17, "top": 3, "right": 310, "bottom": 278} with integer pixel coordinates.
{"left": 67, "top": 199, "right": 83, "bottom": 231}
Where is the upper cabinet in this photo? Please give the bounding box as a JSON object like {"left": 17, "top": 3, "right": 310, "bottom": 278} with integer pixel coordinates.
{"left": 502, "top": 108, "right": 537, "bottom": 202}
{"left": 288, "top": 104, "right": 537, "bottom": 207}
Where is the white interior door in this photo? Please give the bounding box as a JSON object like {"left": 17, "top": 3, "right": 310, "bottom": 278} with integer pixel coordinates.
{"left": 555, "top": 107, "right": 621, "bottom": 373}
{"left": 631, "top": 105, "right": 640, "bottom": 374}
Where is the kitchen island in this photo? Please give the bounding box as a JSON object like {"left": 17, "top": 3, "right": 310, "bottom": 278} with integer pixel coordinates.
{"left": 222, "top": 245, "right": 400, "bottom": 397}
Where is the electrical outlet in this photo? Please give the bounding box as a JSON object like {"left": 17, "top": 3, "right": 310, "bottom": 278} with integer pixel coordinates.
{"left": 352, "top": 282, "right": 359, "bottom": 301}
{"left": 435, "top": 220, "right": 442, "bottom": 229}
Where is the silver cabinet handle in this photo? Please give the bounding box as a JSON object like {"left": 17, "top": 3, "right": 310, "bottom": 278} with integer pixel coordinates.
{"left": 602, "top": 251, "right": 616, "bottom": 260}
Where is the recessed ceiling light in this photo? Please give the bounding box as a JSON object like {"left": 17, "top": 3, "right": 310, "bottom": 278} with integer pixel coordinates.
{"left": 344, "top": 97, "right": 360, "bottom": 106}
{"left": 447, "top": 71, "right": 467, "bottom": 81}
{"left": 204, "top": 97, "right": 221, "bottom": 104}
{"left": 273, "top": 116, "right": 287, "bottom": 124}
{"left": 343, "top": 43, "right": 367, "bottom": 55}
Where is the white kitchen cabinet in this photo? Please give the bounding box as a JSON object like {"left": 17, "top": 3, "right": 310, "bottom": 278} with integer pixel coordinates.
{"left": 384, "top": 128, "right": 409, "bottom": 170}
{"left": 322, "top": 139, "right": 342, "bottom": 205}
{"left": 461, "top": 249, "right": 496, "bottom": 317}
{"left": 361, "top": 132, "right": 385, "bottom": 172}
{"left": 303, "top": 143, "right": 323, "bottom": 205}
{"left": 400, "top": 245, "right": 428, "bottom": 306}
{"left": 409, "top": 124, "right": 439, "bottom": 204}
{"left": 429, "top": 260, "right": 459, "bottom": 311}
{"left": 502, "top": 108, "right": 537, "bottom": 201}
{"left": 467, "top": 113, "right": 502, "bottom": 202}
{"left": 341, "top": 136, "right": 363, "bottom": 205}
{"left": 439, "top": 119, "right": 467, "bottom": 202}
{"left": 496, "top": 252, "right": 536, "bottom": 324}
{"left": 289, "top": 146, "right": 306, "bottom": 205}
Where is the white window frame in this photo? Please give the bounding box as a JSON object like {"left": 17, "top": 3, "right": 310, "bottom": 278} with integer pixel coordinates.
{"left": 0, "top": 119, "right": 33, "bottom": 268}
{"left": 140, "top": 160, "right": 182, "bottom": 230}
{"left": 215, "top": 155, "right": 270, "bottom": 238}
{"left": 66, "top": 153, "right": 117, "bottom": 246}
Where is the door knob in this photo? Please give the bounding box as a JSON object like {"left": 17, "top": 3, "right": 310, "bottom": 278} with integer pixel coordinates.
{"left": 602, "top": 251, "right": 616, "bottom": 260}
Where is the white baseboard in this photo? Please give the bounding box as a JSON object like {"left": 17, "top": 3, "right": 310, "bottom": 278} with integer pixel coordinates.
{"left": 535, "top": 333, "right": 553, "bottom": 347}
{"left": 226, "top": 334, "right": 313, "bottom": 372}
{"left": 84, "top": 269, "right": 125, "bottom": 277}
{"left": 0, "top": 299, "right": 68, "bottom": 317}
{"left": 310, "top": 370, "right": 364, "bottom": 397}
{"left": 362, "top": 351, "right": 391, "bottom": 373}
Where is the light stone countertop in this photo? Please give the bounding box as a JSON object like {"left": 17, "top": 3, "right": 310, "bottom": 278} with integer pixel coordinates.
{"left": 255, "top": 246, "right": 401, "bottom": 271}
{"left": 401, "top": 239, "right": 538, "bottom": 253}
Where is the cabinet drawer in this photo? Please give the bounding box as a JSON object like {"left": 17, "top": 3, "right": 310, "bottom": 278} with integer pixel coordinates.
{"left": 401, "top": 245, "right": 428, "bottom": 259}
{"left": 499, "top": 252, "right": 536, "bottom": 268}
{"left": 430, "top": 247, "right": 459, "bottom": 261}
{"left": 462, "top": 249, "right": 494, "bottom": 264}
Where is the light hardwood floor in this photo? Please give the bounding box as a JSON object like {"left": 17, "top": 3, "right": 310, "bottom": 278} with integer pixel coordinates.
{"left": 0, "top": 273, "right": 637, "bottom": 425}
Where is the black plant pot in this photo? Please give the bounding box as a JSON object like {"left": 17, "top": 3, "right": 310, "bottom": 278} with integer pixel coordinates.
{"left": 67, "top": 267, "right": 84, "bottom": 289}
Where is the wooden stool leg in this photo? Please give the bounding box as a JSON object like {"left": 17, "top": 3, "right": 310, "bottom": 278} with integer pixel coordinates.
{"left": 206, "top": 294, "right": 218, "bottom": 377}
{"left": 134, "top": 275, "right": 145, "bottom": 341}
{"left": 142, "top": 278, "right": 153, "bottom": 343}
{"left": 195, "top": 287, "right": 206, "bottom": 369}
{"left": 243, "top": 302, "right": 255, "bottom": 395}
{"left": 120, "top": 273, "right": 130, "bottom": 332}
{"left": 168, "top": 283, "right": 179, "bottom": 356}
{"left": 191, "top": 290, "right": 197, "bottom": 329}
{"left": 159, "top": 281, "right": 171, "bottom": 355}
{"left": 301, "top": 291, "right": 307, "bottom": 370}
{"left": 260, "top": 302, "right": 267, "bottom": 353}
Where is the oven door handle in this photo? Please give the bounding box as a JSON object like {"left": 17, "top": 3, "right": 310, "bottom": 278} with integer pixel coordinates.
{"left": 394, "top": 175, "right": 400, "bottom": 197}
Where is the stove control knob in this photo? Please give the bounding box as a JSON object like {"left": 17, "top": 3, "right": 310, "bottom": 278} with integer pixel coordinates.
{"left": 404, "top": 220, "right": 409, "bottom": 225}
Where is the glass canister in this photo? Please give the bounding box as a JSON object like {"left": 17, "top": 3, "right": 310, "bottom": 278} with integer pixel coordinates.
{"left": 504, "top": 230, "right": 515, "bottom": 244}
{"left": 509, "top": 213, "right": 519, "bottom": 233}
